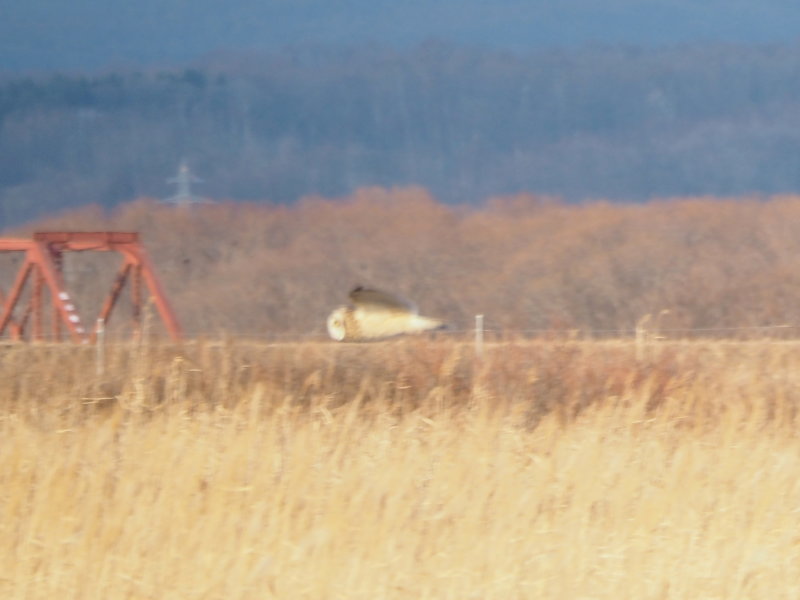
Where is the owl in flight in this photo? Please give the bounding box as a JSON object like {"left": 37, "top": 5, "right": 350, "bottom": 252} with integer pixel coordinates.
{"left": 327, "top": 286, "right": 445, "bottom": 341}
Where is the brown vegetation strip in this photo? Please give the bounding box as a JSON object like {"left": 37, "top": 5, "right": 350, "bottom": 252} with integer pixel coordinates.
{"left": 9, "top": 191, "right": 800, "bottom": 340}
{"left": 1, "top": 339, "right": 800, "bottom": 597}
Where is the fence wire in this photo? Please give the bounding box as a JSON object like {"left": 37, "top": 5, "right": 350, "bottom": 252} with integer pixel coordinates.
{"left": 1, "top": 321, "right": 798, "bottom": 344}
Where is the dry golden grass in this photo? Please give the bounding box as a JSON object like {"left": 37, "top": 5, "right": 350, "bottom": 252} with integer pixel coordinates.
{"left": 1, "top": 337, "right": 800, "bottom": 598}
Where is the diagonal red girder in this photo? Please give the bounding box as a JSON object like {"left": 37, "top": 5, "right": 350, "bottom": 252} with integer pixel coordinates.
{"left": 0, "top": 232, "right": 181, "bottom": 343}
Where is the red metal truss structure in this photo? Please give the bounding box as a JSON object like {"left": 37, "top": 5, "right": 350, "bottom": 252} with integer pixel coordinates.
{"left": 0, "top": 232, "right": 181, "bottom": 343}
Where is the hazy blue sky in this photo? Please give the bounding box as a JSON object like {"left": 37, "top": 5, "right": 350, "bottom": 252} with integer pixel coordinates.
{"left": 2, "top": 0, "right": 800, "bottom": 72}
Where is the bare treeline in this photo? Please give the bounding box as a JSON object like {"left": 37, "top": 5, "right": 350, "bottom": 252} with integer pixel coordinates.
{"left": 3, "top": 42, "right": 800, "bottom": 227}
{"left": 9, "top": 188, "right": 800, "bottom": 339}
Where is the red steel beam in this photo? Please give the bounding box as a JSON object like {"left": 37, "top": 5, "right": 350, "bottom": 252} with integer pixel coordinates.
{"left": 0, "top": 231, "right": 181, "bottom": 343}
{"left": 120, "top": 244, "right": 182, "bottom": 340}
{"left": 33, "top": 231, "right": 139, "bottom": 251}
{"left": 0, "top": 260, "right": 34, "bottom": 338}
{"left": 0, "top": 239, "right": 34, "bottom": 251}
{"left": 89, "top": 262, "right": 132, "bottom": 343}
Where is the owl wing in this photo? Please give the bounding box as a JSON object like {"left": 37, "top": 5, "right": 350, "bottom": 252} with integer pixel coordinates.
{"left": 349, "top": 287, "right": 417, "bottom": 315}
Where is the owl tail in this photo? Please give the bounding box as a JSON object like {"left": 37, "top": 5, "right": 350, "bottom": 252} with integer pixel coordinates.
{"left": 411, "top": 315, "right": 446, "bottom": 333}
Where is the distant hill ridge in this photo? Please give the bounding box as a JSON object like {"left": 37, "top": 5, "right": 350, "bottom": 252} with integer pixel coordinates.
{"left": 2, "top": 41, "right": 800, "bottom": 227}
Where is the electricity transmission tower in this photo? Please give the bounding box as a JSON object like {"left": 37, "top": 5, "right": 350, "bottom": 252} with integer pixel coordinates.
{"left": 162, "top": 160, "right": 212, "bottom": 207}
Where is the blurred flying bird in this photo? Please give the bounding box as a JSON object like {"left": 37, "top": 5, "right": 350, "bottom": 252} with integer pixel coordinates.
{"left": 326, "top": 286, "right": 445, "bottom": 341}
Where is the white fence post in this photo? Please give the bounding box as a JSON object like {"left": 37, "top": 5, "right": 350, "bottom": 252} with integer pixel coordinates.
{"left": 475, "top": 314, "right": 484, "bottom": 359}
{"left": 96, "top": 317, "right": 105, "bottom": 377}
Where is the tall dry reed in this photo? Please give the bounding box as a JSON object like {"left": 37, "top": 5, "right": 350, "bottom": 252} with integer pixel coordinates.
{"left": 1, "top": 337, "right": 799, "bottom": 598}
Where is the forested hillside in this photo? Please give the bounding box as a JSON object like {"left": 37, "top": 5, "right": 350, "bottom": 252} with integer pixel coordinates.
{"left": 7, "top": 189, "right": 800, "bottom": 339}
{"left": 3, "top": 42, "right": 800, "bottom": 227}
{"left": 4, "top": 0, "right": 800, "bottom": 71}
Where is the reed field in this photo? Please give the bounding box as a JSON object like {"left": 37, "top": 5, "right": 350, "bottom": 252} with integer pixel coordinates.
{"left": 1, "top": 336, "right": 800, "bottom": 599}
